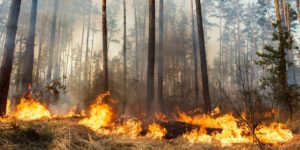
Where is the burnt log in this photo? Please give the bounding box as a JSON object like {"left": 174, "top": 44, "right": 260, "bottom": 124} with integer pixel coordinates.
{"left": 140, "top": 121, "right": 223, "bottom": 140}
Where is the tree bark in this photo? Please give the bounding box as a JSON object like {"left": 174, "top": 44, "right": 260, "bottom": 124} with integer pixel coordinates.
{"left": 195, "top": 0, "right": 211, "bottom": 113}
{"left": 102, "top": 0, "right": 108, "bottom": 92}
{"left": 274, "top": 0, "right": 291, "bottom": 115}
{"left": 15, "top": 32, "right": 23, "bottom": 94}
{"left": 147, "top": 0, "right": 155, "bottom": 114}
{"left": 46, "top": 0, "right": 58, "bottom": 82}
{"left": 35, "top": 2, "right": 49, "bottom": 86}
{"left": 157, "top": 0, "right": 164, "bottom": 112}
{"left": 0, "top": 0, "right": 21, "bottom": 116}
{"left": 85, "top": 0, "right": 92, "bottom": 90}
{"left": 191, "top": 0, "right": 199, "bottom": 103}
{"left": 122, "top": 0, "right": 127, "bottom": 115}
{"left": 21, "top": 0, "right": 38, "bottom": 94}
{"left": 79, "top": 15, "right": 86, "bottom": 90}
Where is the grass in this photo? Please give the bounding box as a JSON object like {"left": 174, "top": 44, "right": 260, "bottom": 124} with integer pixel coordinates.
{"left": 0, "top": 118, "right": 299, "bottom": 150}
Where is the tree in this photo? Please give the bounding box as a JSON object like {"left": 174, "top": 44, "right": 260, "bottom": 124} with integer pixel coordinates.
{"left": 85, "top": 0, "right": 92, "bottom": 90}
{"left": 157, "top": 0, "right": 164, "bottom": 112}
{"left": 191, "top": 0, "right": 199, "bottom": 103}
{"left": 147, "top": 0, "right": 155, "bottom": 114}
{"left": 122, "top": 0, "right": 127, "bottom": 114}
{"left": 0, "top": 0, "right": 21, "bottom": 116}
{"left": 256, "top": 0, "right": 298, "bottom": 117}
{"left": 46, "top": 0, "right": 59, "bottom": 82}
{"left": 35, "top": 2, "right": 49, "bottom": 86}
{"left": 21, "top": 0, "right": 38, "bottom": 94}
{"left": 102, "top": 0, "right": 108, "bottom": 92}
{"left": 195, "top": 0, "right": 212, "bottom": 113}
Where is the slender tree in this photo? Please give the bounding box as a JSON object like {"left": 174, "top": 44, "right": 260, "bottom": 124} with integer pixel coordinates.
{"left": 21, "top": 0, "right": 38, "bottom": 94}
{"left": 85, "top": 0, "right": 92, "bottom": 90}
{"left": 35, "top": 2, "right": 49, "bottom": 86}
{"left": 0, "top": 0, "right": 21, "bottom": 116}
{"left": 147, "top": 0, "right": 155, "bottom": 114}
{"left": 46, "top": 0, "right": 59, "bottom": 82}
{"left": 102, "top": 0, "right": 108, "bottom": 92}
{"left": 122, "top": 0, "right": 127, "bottom": 114}
{"left": 157, "top": 0, "right": 164, "bottom": 112}
{"left": 191, "top": 0, "right": 199, "bottom": 102}
{"left": 195, "top": 0, "right": 211, "bottom": 113}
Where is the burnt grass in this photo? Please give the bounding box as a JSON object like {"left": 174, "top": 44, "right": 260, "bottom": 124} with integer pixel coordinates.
{"left": 0, "top": 118, "right": 299, "bottom": 150}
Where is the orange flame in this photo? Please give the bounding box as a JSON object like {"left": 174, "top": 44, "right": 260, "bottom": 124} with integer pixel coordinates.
{"left": 6, "top": 99, "right": 11, "bottom": 116}
{"left": 78, "top": 92, "right": 113, "bottom": 131}
{"left": 146, "top": 123, "right": 167, "bottom": 140}
{"left": 255, "top": 123, "right": 293, "bottom": 144}
{"left": 179, "top": 107, "right": 293, "bottom": 145}
{"left": 13, "top": 98, "right": 51, "bottom": 121}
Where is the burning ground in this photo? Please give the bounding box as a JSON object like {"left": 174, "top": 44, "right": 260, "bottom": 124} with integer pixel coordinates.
{"left": 0, "top": 93, "right": 299, "bottom": 150}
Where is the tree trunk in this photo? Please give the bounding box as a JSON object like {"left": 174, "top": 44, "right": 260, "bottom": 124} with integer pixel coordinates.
{"left": 191, "top": 0, "right": 199, "bottom": 103}
{"left": 15, "top": 31, "right": 23, "bottom": 94}
{"left": 85, "top": 0, "right": 92, "bottom": 90}
{"left": 102, "top": 0, "right": 108, "bottom": 92}
{"left": 79, "top": 15, "right": 86, "bottom": 90}
{"left": 0, "top": 0, "right": 21, "bottom": 116}
{"left": 157, "top": 0, "right": 164, "bottom": 112}
{"left": 35, "top": 2, "right": 49, "bottom": 86}
{"left": 21, "top": 0, "right": 38, "bottom": 94}
{"left": 122, "top": 0, "right": 127, "bottom": 115}
{"left": 46, "top": 0, "right": 58, "bottom": 82}
{"left": 195, "top": 0, "right": 211, "bottom": 113}
{"left": 133, "top": 0, "right": 141, "bottom": 113}
{"left": 274, "top": 0, "right": 291, "bottom": 115}
{"left": 147, "top": 0, "right": 155, "bottom": 114}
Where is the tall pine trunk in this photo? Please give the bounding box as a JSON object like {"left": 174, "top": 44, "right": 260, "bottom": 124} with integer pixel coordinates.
{"left": 157, "top": 0, "right": 164, "bottom": 112}
{"left": 46, "top": 0, "right": 58, "bottom": 82}
{"left": 0, "top": 0, "right": 21, "bottom": 116}
{"left": 274, "top": 0, "right": 292, "bottom": 115}
{"left": 147, "top": 0, "right": 155, "bottom": 114}
{"left": 21, "top": 0, "right": 38, "bottom": 94}
{"left": 191, "top": 0, "right": 199, "bottom": 103}
{"left": 85, "top": 0, "right": 92, "bottom": 90}
{"left": 122, "top": 0, "right": 127, "bottom": 114}
{"left": 195, "top": 0, "right": 211, "bottom": 113}
{"left": 35, "top": 3, "right": 49, "bottom": 86}
{"left": 102, "top": 0, "right": 108, "bottom": 92}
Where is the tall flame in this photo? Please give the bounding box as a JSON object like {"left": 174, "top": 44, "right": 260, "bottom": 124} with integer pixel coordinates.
{"left": 6, "top": 99, "right": 11, "bottom": 116}
{"left": 78, "top": 92, "right": 113, "bottom": 131}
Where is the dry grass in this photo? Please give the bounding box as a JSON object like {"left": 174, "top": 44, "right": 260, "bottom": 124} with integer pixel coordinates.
{"left": 0, "top": 118, "right": 299, "bottom": 150}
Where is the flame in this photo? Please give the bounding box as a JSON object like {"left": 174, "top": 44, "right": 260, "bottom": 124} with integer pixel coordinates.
{"left": 255, "top": 123, "right": 293, "bottom": 144}
{"left": 111, "top": 119, "right": 142, "bottom": 138}
{"left": 155, "top": 113, "right": 168, "bottom": 122}
{"left": 146, "top": 123, "right": 167, "bottom": 140}
{"left": 78, "top": 92, "right": 113, "bottom": 131}
{"left": 13, "top": 98, "right": 51, "bottom": 121}
{"left": 183, "top": 128, "right": 212, "bottom": 143}
{"left": 6, "top": 99, "right": 11, "bottom": 116}
{"left": 179, "top": 107, "right": 293, "bottom": 146}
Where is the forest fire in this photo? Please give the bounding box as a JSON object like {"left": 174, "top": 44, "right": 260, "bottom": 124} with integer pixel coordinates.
{"left": 0, "top": 93, "right": 294, "bottom": 147}
{"left": 146, "top": 123, "right": 167, "bottom": 140}
{"left": 12, "top": 98, "right": 51, "bottom": 121}
{"left": 78, "top": 92, "right": 113, "bottom": 131}
{"left": 178, "top": 108, "right": 293, "bottom": 145}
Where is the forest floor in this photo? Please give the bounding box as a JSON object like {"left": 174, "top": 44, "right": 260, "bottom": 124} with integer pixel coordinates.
{"left": 0, "top": 118, "right": 299, "bottom": 150}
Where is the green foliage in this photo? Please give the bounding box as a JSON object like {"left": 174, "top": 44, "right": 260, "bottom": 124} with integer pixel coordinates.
{"left": 256, "top": 28, "right": 299, "bottom": 115}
